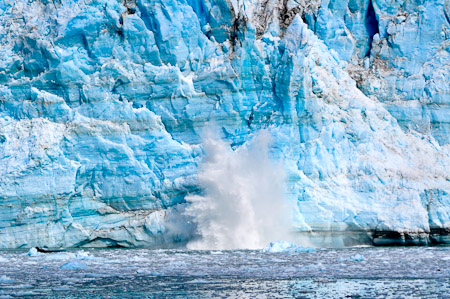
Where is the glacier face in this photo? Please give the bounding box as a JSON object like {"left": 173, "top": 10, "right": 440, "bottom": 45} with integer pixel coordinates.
{"left": 1, "top": 0, "right": 450, "bottom": 248}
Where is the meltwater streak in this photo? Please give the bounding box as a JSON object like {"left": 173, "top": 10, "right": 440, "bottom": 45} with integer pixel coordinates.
{"left": 186, "top": 131, "right": 291, "bottom": 250}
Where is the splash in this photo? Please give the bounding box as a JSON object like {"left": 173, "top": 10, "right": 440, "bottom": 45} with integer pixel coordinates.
{"left": 186, "top": 130, "right": 291, "bottom": 250}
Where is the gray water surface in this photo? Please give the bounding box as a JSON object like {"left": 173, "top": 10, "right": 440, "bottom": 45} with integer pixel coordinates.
{"left": 1, "top": 247, "right": 450, "bottom": 298}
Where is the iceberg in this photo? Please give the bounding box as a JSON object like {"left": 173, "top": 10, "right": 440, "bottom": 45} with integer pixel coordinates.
{"left": 263, "top": 241, "right": 315, "bottom": 253}
{"left": 349, "top": 254, "right": 365, "bottom": 262}
{"left": 60, "top": 261, "right": 88, "bottom": 270}
{"left": 26, "top": 247, "right": 44, "bottom": 257}
{"left": 0, "top": 0, "right": 450, "bottom": 248}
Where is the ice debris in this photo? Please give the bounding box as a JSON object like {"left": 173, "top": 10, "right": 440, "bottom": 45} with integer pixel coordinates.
{"left": 0, "top": 275, "right": 14, "bottom": 283}
{"left": 25, "top": 248, "right": 94, "bottom": 261}
{"left": 60, "top": 261, "right": 88, "bottom": 270}
{"left": 263, "top": 241, "right": 315, "bottom": 253}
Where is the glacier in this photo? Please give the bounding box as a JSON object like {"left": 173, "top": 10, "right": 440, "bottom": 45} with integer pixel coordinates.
{"left": 1, "top": 0, "right": 450, "bottom": 248}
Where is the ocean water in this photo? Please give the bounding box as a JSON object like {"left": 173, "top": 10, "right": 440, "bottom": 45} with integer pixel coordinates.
{"left": 1, "top": 247, "right": 450, "bottom": 298}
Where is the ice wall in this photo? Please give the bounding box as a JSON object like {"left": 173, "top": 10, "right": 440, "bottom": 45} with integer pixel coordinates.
{"left": 1, "top": 0, "right": 450, "bottom": 248}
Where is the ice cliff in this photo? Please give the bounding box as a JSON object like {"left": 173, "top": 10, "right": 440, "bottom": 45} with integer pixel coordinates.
{"left": 1, "top": 0, "right": 450, "bottom": 248}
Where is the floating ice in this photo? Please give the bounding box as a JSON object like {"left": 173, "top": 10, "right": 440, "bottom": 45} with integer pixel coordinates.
{"left": 26, "top": 248, "right": 43, "bottom": 257}
{"left": 0, "top": 275, "right": 14, "bottom": 283}
{"left": 60, "top": 261, "right": 88, "bottom": 270}
{"left": 349, "top": 254, "right": 365, "bottom": 262}
{"left": 263, "top": 241, "right": 315, "bottom": 253}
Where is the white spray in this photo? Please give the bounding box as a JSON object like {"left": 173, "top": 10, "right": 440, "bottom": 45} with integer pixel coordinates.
{"left": 186, "top": 130, "right": 291, "bottom": 250}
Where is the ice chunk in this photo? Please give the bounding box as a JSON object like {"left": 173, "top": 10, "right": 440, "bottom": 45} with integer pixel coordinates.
{"left": 26, "top": 248, "right": 43, "bottom": 257}
{"left": 349, "top": 254, "right": 365, "bottom": 262}
{"left": 0, "top": 275, "right": 14, "bottom": 283}
{"left": 340, "top": 254, "right": 365, "bottom": 262}
{"left": 263, "top": 241, "right": 315, "bottom": 253}
{"left": 60, "top": 261, "right": 88, "bottom": 270}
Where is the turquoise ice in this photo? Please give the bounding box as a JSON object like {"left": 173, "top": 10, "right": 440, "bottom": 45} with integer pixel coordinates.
{"left": 1, "top": 0, "right": 450, "bottom": 248}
